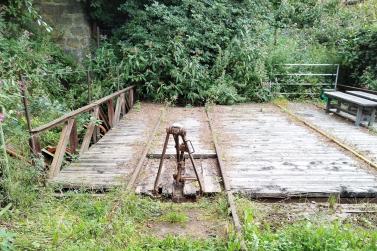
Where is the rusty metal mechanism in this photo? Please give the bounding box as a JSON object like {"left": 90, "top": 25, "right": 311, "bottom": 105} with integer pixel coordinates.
{"left": 153, "top": 123, "right": 203, "bottom": 201}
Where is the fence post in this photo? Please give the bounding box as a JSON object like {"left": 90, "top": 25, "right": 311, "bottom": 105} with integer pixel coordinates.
{"left": 0, "top": 106, "right": 10, "bottom": 181}
{"left": 334, "top": 64, "right": 340, "bottom": 91}
{"left": 20, "top": 76, "right": 41, "bottom": 156}
{"left": 87, "top": 68, "right": 92, "bottom": 103}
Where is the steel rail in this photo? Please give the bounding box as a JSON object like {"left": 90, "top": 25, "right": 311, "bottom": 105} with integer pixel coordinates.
{"left": 205, "top": 109, "right": 246, "bottom": 250}
{"left": 126, "top": 109, "right": 164, "bottom": 190}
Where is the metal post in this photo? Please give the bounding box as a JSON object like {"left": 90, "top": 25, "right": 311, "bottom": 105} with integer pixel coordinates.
{"left": 87, "top": 68, "right": 92, "bottom": 103}
{"left": 117, "top": 67, "right": 120, "bottom": 91}
{"left": 334, "top": 64, "right": 340, "bottom": 91}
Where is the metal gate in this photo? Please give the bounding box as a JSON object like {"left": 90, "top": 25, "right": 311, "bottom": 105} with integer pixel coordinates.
{"left": 271, "top": 64, "right": 339, "bottom": 96}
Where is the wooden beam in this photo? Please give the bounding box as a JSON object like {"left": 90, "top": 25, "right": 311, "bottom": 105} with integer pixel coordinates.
{"left": 29, "top": 134, "right": 41, "bottom": 155}
{"left": 31, "top": 86, "right": 134, "bottom": 134}
{"left": 107, "top": 99, "right": 114, "bottom": 128}
{"left": 128, "top": 88, "right": 134, "bottom": 108}
{"left": 48, "top": 119, "right": 75, "bottom": 179}
{"left": 80, "top": 107, "right": 100, "bottom": 155}
{"left": 99, "top": 107, "right": 110, "bottom": 131}
{"left": 120, "top": 93, "right": 126, "bottom": 117}
{"left": 112, "top": 97, "right": 122, "bottom": 126}
{"left": 69, "top": 120, "right": 78, "bottom": 153}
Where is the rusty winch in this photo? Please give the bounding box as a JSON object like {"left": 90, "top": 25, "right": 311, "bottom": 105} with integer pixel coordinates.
{"left": 153, "top": 123, "right": 202, "bottom": 201}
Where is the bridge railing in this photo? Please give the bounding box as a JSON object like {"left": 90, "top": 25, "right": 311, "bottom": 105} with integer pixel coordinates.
{"left": 25, "top": 85, "right": 135, "bottom": 179}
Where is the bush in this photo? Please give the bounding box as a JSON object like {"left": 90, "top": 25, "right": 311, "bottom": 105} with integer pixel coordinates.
{"left": 112, "top": 0, "right": 274, "bottom": 105}
{"left": 339, "top": 24, "right": 377, "bottom": 89}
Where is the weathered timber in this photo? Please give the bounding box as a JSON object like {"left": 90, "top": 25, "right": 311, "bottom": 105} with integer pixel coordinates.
{"left": 288, "top": 103, "right": 377, "bottom": 163}
{"left": 80, "top": 106, "right": 100, "bottom": 155}
{"left": 48, "top": 119, "right": 75, "bottom": 179}
{"left": 50, "top": 103, "right": 163, "bottom": 189}
{"left": 31, "top": 86, "right": 134, "bottom": 134}
{"left": 206, "top": 109, "right": 243, "bottom": 235}
{"left": 210, "top": 104, "right": 377, "bottom": 198}
{"left": 324, "top": 91, "right": 377, "bottom": 126}
{"left": 126, "top": 109, "right": 163, "bottom": 190}
{"left": 347, "top": 91, "right": 377, "bottom": 102}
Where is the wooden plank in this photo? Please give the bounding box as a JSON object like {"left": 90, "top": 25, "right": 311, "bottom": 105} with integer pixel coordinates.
{"left": 126, "top": 110, "right": 163, "bottom": 190}
{"left": 325, "top": 91, "right": 377, "bottom": 107}
{"left": 31, "top": 86, "right": 133, "bottom": 134}
{"left": 69, "top": 120, "right": 78, "bottom": 153}
{"left": 48, "top": 119, "right": 75, "bottom": 179}
{"left": 80, "top": 106, "right": 100, "bottom": 155}
{"left": 212, "top": 104, "right": 377, "bottom": 199}
{"left": 206, "top": 110, "right": 243, "bottom": 235}
{"left": 107, "top": 99, "right": 114, "bottom": 128}
{"left": 347, "top": 91, "right": 377, "bottom": 102}
{"left": 120, "top": 93, "right": 126, "bottom": 116}
{"left": 99, "top": 107, "right": 110, "bottom": 131}
{"left": 112, "top": 96, "right": 122, "bottom": 126}
{"left": 202, "top": 161, "right": 221, "bottom": 193}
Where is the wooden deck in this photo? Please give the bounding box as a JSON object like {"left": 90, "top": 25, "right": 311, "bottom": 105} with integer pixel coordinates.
{"left": 288, "top": 103, "right": 377, "bottom": 162}
{"left": 51, "top": 103, "right": 162, "bottom": 189}
{"left": 210, "top": 104, "right": 377, "bottom": 198}
{"left": 50, "top": 102, "right": 377, "bottom": 198}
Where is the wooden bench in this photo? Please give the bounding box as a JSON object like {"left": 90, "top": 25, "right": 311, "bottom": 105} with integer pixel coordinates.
{"left": 324, "top": 91, "right": 377, "bottom": 127}
{"left": 346, "top": 90, "right": 377, "bottom": 102}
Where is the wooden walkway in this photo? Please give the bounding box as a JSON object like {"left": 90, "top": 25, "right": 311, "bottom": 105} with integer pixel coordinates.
{"left": 210, "top": 104, "right": 377, "bottom": 198}
{"left": 51, "top": 103, "right": 162, "bottom": 189}
{"left": 288, "top": 103, "right": 377, "bottom": 162}
{"left": 50, "top": 102, "right": 377, "bottom": 198}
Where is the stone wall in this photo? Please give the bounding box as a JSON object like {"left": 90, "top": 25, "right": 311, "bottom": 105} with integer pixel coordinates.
{"left": 36, "top": 0, "right": 92, "bottom": 62}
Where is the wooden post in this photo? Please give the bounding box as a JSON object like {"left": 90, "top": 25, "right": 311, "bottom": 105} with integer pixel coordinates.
{"left": 80, "top": 106, "right": 100, "bottom": 154}
{"left": 99, "top": 107, "right": 110, "bottom": 131}
{"left": 112, "top": 96, "right": 122, "bottom": 126}
{"left": 107, "top": 99, "right": 114, "bottom": 128}
{"left": 129, "top": 88, "right": 134, "bottom": 108}
{"left": 48, "top": 119, "right": 75, "bottom": 179}
{"left": 69, "top": 120, "right": 78, "bottom": 154}
{"left": 369, "top": 108, "right": 376, "bottom": 127}
{"left": 120, "top": 93, "right": 126, "bottom": 117}
{"left": 355, "top": 106, "right": 363, "bottom": 127}
{"left": 30, "top": 135, "right": 41, "bottom": 156}
{"left": 19, "top": 77, "right": 41, "bottom": 156}
{"left": 0, "top": 107, "right": 10, "bottom": 180}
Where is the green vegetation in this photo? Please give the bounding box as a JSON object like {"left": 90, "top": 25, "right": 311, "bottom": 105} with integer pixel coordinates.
{"left": 161, "top": 211, "right": 189, "bottom": 224}
{"left": 1, "top": 0, "right": 377, "bottom": 250}
{"left": 85, "top": 0, "right": 377, "bottom": 105}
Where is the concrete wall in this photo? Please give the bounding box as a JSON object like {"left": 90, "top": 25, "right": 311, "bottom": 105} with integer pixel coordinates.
{"left": 36, "top": 0, "right": 92, "bottom": 62}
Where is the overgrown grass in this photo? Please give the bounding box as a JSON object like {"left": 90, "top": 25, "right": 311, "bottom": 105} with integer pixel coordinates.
{"left": 1, "top": 184, "right": 377, "bottom": 250}
{"left": 161, "top": 211, "right": 189, "bottom": 224}
{"left": 0, "top": 190, "right": 230, "bottom": 250}
{"left": 236, "top": 197, "right": 377, "bottom": 251}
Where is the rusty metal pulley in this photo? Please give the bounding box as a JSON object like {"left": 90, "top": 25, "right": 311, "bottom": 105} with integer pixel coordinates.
{"left": 153, "top": 123, "right": 203, "bottom": 201}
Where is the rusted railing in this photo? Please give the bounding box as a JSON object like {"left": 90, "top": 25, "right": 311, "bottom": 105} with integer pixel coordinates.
{"left": 25, "top": 85, "right": 135, "bottom": 179}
